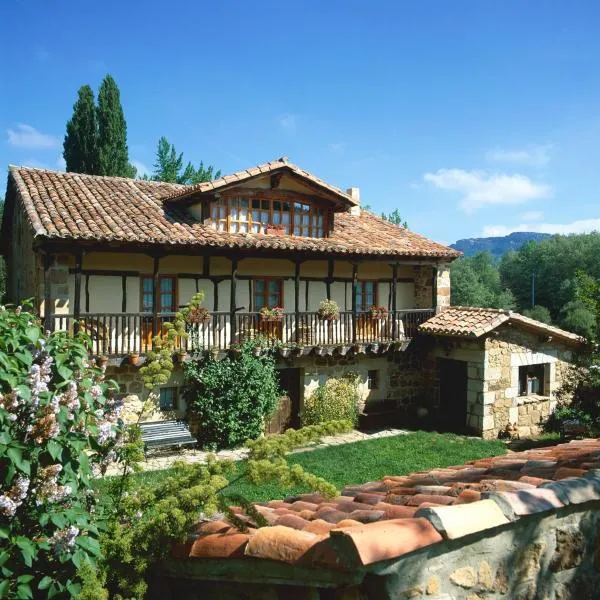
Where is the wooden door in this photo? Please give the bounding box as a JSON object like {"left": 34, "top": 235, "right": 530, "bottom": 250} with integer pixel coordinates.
{"left": 437, "top": 358, "right": 468, "bottom": 433}
{"left": 266, "top": 368, "right": 301, "bottom": 433}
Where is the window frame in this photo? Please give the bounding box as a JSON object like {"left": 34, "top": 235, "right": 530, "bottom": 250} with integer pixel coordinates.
{"left": 367, "top": 370, "right": 379, "bottom": 390}
{"left": 253, "top": 278, "right": 283, "bottom": 311}
{"left": 140, "top": 275, "right": 178, "bottom": 313}
{"left": 518, "top": 364, "right": 547, "bottom": 397}
{"left": 355, "top": 280, "right": 378, "bottom": 312}
{"left": 159, "top": 387, "right": 178, "bottom": 411}
{"left": 208, "top": 194, "right": 328, "bottom": 238}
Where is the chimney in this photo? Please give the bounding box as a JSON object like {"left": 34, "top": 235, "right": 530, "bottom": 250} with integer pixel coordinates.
{"left": 346, "top": 187, "right": 361, "bottom": 216}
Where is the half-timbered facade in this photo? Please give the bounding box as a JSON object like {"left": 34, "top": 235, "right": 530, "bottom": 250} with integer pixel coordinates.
{"left": 2, "top": 157, "right": 460, "bottom": 426}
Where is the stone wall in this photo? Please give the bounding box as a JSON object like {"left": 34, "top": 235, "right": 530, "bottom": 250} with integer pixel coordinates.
{"left": 483, "top": 326, "right": 574, "bottom": 439}
{"left": 156, "top": 501, "right": 600, "bottom": 599}
{"left": 413, "top": 264, "right": 451, "bottom": 312}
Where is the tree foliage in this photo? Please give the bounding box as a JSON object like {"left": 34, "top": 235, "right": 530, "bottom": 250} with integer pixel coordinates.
{"left": 183, "top": 341, "right": 281, "bottom": 449}
{"left": 0, "top": 303, "right": 123, "bottom": 598}
{"left": 149, "top": 136, "right": 221, "bottom": 184}
{"left": 381, "top": 208, "right": 408, "bottom": 229}
{"left": 451, "top": 252, "right": 515, "bottom": 309}
{"left": 63, "top": 75, "right": 136, "bottom": 178}
{"left": 301, "top": 373, "right": 360, "bottom": 426}
{"left": 63, "top": 85, "right": 99, "bottom": 175}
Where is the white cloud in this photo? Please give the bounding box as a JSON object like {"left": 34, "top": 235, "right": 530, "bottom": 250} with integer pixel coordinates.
{"left": 328, "top": 142, "right": 346, "bottom": 154}
{"left": 424, "top": 168, "right": 552, "bottom": 212}
{"left": 520, "top": 210, "right": 544, "bottom": 221}
{"left": 277, "top": 114, "right": 297, "bottom": 132}
{"left": 132, "top": 160, "right": 150, "bottom": 178}
{"left": 7, "top": 124, "right": 58, "bottom": 149}
{"left": 482, "top": 218, "right": 600, "bottom": 237}
{"left": 485, "top": 144, "right": 552, "bottom": 166}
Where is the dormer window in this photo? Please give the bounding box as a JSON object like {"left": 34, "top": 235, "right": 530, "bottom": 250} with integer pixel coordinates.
{"left": 209, "top": 196, "right": 326, "bottom": 238}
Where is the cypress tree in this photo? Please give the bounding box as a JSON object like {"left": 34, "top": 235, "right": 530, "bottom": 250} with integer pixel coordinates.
{"left": 96, "top": 74, "right": 135, "bottom": 177}
{"left": 63, "top": 85, "right": 99, "bottom": 174}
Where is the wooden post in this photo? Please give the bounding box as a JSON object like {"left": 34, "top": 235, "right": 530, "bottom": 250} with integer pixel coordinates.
{"left": 152, "top": 255, "right": 160, "bottom": 337}
{"left": 391, "top": 263, "right": 398, "bottom": 340}
{"left": 326, "top": 258, "right": 333, "bottom": 300}
{"left": 294, "top": 259, "right": 301, "bottom": 343}
{"left": 432, "top": 266, "right": 438, "bottom": 311}
{"left": 43, "top": 253, "right": 53, "bottom": 333}
{"left": 351, "top": 263, "right": 358, "bottom": 344}
{"left": 73, "top": 251, "right": 83, "bottom": 334}
{"left": 230, "top": 258, "right": 238, "bottom": 340}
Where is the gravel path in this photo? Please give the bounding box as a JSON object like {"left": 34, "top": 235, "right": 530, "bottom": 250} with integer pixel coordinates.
{"left": 105, "top": 427, "right": 409, "bottom": 475}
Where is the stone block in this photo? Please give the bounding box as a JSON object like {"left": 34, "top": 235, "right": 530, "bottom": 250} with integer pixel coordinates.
{"left": 482, "top": 414, "right": 495, "bottom": 431}
{"left": 509, "top": 407, "right": 519, "bottom": 424}
{"left": 449, "top": 566, "right": 477, "bottom": 588}
{"left": 505, "top": 387, "right": 518, "bottom": 399}
{"left": 482, "top": 391, "right": 496, "bottom": 406}
{"left": 415, "top": 499, "right": 509, "bottom": 540}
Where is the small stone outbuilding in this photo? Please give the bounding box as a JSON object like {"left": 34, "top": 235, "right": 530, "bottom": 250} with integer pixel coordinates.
{"left": 419, "top": 307, "right": 585, "bottom": 439}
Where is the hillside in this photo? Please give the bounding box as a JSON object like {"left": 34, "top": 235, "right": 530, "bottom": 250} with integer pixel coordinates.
{"left": 451, "top": 232, "right": 552, "bottom": 259}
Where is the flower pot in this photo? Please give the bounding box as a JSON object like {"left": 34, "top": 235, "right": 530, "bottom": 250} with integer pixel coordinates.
{"left": 279, "top": 347, "right": 291, "bottom": 358}
{"left": 128, "top": 353, "right": 140, "bottom": 366}
{"left": 176, "top": 350, "right": 187, "bottom": 363}
{"left": 253, "top": 347, "right": 263, "bottom": 357}
{"left": 337, "top": 345, "right": 350, "bottom": 357}
{"left": 97, "top": 355, "right": 109, "bottom": 368}
{"left": 210, "top": 348, "right": 220, "bottom": 361}
{"left": 292, "top": 346, "right": 303, "bottom": 358}
{"left": 301, "top": 346, "right": 313, "bottom": 356}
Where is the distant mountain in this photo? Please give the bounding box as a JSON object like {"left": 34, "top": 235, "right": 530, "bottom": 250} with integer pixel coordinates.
{"left": 451, "top": 232, "right": 552, "bottom": 259}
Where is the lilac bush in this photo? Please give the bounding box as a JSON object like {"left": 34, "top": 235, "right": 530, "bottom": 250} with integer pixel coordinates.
{"left": 0, "top": 303, "right": 123, "bottom": 598}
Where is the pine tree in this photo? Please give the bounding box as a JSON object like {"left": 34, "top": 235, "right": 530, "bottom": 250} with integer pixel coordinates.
{"left": 96, "top": 75, "right": 135, "bottom": 177}
{"left": 150, "top": 137, "right": 220, "bottom": 184}
{"left": 63, "top": 85, "right": 99, "bottom": 174}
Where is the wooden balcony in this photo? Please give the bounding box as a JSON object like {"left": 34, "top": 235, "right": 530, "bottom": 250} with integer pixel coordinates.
{"left": 47, "top": 309, "right": 435, "bottom": 359}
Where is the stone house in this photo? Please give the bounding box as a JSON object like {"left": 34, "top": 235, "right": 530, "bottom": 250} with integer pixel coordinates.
{"left": 0, "top": 158, "right": 583, "bottom": 436}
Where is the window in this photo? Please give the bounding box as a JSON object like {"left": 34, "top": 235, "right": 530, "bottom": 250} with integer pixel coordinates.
{"left": 254, "top": 279, "right": 283, "bottom": 311}
{"left": 355, "top": 281, "right": 377, "bottom": 312}
{"left": 208, "top": 196, "right": 326, "bottom": 238}
{"left": 519, "top": 364, "right": 546, "bottom": 397}
{"left": 159, "top": 387, "right": 178, "bottom": 411}
{"left": 367, "top": 370, "right": 379, "bottom": 390}
{"left": 140, "top": 276, "right": 177, "bottom": 313}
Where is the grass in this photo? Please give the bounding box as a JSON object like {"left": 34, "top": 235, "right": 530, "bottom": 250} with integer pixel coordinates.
{"left": 98, "top": 431, "right": 507, "bottom": 503}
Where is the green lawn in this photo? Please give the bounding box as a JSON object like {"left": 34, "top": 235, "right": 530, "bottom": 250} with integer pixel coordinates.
{"left": 102, "top": 431, "right": 507, "bottom": 503}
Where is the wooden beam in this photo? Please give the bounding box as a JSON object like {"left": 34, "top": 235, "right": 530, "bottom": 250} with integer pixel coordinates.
{"left": 432, "top": 266, "right": 438, "bottom": 311}
{"left": 230, "top": 258, "right": 238, "bottom": 340}
{"left": 351, "top": 263, "right": 358, "bottom": 344}
{"left": 152, "top": 256, "right": 160, "bottom": 337}
{"left": 43, "top": 253, "right": 53, "bottom": 332}
{"left": 391, "top": 263, "right": 398, "bottom": 340}
{"left": 85, "top": 275, "right": 90, "bottom": 312}
{"left": 295, "top": 260, "right": 301, "bottom": 343}
{"left": 73, "top": 251, "right": 83, "bottom": 332}
{"left": 122, "top": 275, "right": 127, "bottom": 312}
{"left": 326, "top": 258, "right": 333, "bottom": 300}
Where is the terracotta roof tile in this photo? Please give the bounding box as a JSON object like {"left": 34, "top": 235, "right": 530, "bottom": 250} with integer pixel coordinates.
{"left": 175, "top": 439, "right": 600, "bottom": 569}
{"left": 6, "top": 165, "right": 459, "bottom": 260}
{"left": 420, "top": 306, "right": 584, "bottom": 344}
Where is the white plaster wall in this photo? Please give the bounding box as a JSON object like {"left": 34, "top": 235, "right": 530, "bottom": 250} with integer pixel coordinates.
{"left": 86, "top": 276, "right": 123, "bottom": 313}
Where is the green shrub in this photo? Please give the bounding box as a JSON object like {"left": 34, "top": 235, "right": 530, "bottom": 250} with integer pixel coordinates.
{"left": 182, "top": 342, "right": 281, "bottom": 449}
{"left": 0, "top": 303, "right": 122, "bottom": 598}
{"left": 301, "top": 373, "right": 360, "bottom": 427}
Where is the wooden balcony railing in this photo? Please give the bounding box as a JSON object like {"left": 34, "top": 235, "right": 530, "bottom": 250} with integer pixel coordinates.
{"left": 47, "top": 309, "right": 435, "bottom": 357}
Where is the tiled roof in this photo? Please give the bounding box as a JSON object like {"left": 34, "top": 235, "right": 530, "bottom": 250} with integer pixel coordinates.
{"left": 419, "top": 306, "right": 584, "bottom": 344}
{"left": 6, "top": 165, "right": 460, "bottom": 259}
{"left": 162, "top": 156, "right": 358, "bottom": 205}
{"left": 173, "top": 439, "right": 600, "bottom": 569}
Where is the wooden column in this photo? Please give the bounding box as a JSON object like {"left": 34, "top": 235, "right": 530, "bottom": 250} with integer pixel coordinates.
{"left": 230, "top": 259, "right": 238, "bottom": 340}
{"left": 43, "top": 253, "right": 53, "bottom": 333}
{"left": 391, "top": 263, "right": 398, "bottom": 340}
{"left": 432, "top": 266, "right": 438, "bottom": 311}
{"left": 351, "top": 263, "right": 358, "bottom": 344}
{"left": 152, "top": 255, "right": 160, "bottom": 337}
{"left": 294, "top": 259, "right": 301, "bottom": 343}
{"left": 326, "top": 258, "right": 334, "bottom": 300}
{"left": 73, "top": 251, "right": 83, "bottom": 333}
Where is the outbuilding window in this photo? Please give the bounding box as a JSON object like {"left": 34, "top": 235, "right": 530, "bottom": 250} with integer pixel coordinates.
{"left": 519, "top": 364, "right": 546, "bottom": 396}
{"left": 159, "top": 387, "right": 178, "bottom": 411}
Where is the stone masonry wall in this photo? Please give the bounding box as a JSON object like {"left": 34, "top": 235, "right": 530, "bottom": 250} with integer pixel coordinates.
{"left": 483, "top": 326, "right": 574, "bottom": 439}
{"left": 413, "top": 263, "right": 451, "bottom": 312}
{"left": 157, "top": 502, "right": 600, "bottom": 599}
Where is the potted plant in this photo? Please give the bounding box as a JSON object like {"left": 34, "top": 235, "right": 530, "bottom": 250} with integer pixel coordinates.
{"left": 265, "top": 224, "right": 286, "bottom": 236}
{"left": 210, "top": 347, "right": 220, "bottom": 361}
{"left": 186, "top": 306, "right": 211, "bottom": 324}
{"left": 96, "top": 355, "right": 109, "bottom": 368}
{"left": 259, "top": 306, "right": 284, "bottom": 322}
{"left": 369, "top": 305, "right": 389, "bottom": 320}
{"left": 175, "top": 348, "right": 187, "bottom": 363}
{"left": 128, "top": 351, "right": 140, "bottom": 366}
{"left": 279, "top": 345, "right": 292, "bottom": 358}
{"left": 317, "top": 299, "right": 340, "bottom": 321}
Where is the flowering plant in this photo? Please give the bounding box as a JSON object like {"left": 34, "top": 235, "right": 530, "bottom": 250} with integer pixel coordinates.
{"left": 369, "top": 305, "right": 388, "bottom": 319}
{"left": 0, "top": 303, "right": 122, "bottom": 598}
{"left": 259, "top": 306, "right": 284, "bottom": 321}
{"left": 317, "top": 299, "right": 340, "bottom": 321}
{"left": 185, "top": 306, "right": 210, "bottom": 324}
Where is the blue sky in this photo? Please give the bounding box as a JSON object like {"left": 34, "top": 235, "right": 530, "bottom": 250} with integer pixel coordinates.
{"left": 2, "top": 0, "right": 600, "bottom": 244}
